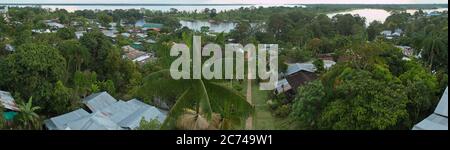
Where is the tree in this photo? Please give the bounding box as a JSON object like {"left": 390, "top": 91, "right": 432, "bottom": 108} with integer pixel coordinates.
{"left": 313, "top": 59, "right": 325, "bottom": 73}
{"left": 319, "top": 70, "right": 409, "bottom": 130}
{"left": 51, "top": 81, "right": 78, "bottom": 115}
{"left": 97, "top": 12, "right": 113, "bottom": 27}
{"left": 210, "top": 9, "right": 217, "bottom": 18}
{"left": 57, "top": 27, "right": 76, "bottom": 40}
{"left": 399, "top": 61, "right": 439, "bottom": 125}
{"left": 290, "top": 81, "right": 327, "bottom": 129}
{"left": 57, "top": 40, "right": 90, "bottom": 73}
{"left": 229, "top": 21, "right": 251, "bottom": 44}
{"left": 311, "top": 14, "right": 334, "bottom": 38}
{"left": 16, "top": 97, "right": 41, "bottom": 130}
{"left": 367, "top": 21, "right": 384, "bottom": 41}
{"left": 139, "top": 70, "right": 253, "bottom": 130}
{"left": 73, "top": 71, "right": 98, "bottom": 97}
{"left": 420, "top": 31, "right": 447, "bottom": 70}
{"left": 1, "top": 43, "right": 67, "bottom": 113}
{"left": 137, "top": 118, "right": 161, "bottom": 130}
{"left": 332, "top": 14, "right": 365, "bottom": 36}
{"left": 138, "top": 34, "right": 252, "bottom": 130}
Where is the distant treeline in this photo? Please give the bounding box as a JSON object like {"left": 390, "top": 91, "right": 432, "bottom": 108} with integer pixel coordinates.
{"left": 303, "top": 4, "right": 448, "bottom": 10}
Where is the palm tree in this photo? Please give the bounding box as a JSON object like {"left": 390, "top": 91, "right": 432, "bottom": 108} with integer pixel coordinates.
{"left": 421, "top": 32, "right": 446, "bottom": 70}
{"left": 16, "top": 97, "right": 41, "bottom": 130}
{"left": 139, "top": 71, "right": 253, "bottom": 130}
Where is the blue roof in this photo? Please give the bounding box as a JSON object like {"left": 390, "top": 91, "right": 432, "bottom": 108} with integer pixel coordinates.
{"left": 82, "top": 92, "right": 118, "bottom": 112}
{"left": 44, "top": 108, "right": 90, "bottom": 130}
{"left": 45, "top": 92, "right": 167, "bottom": 130}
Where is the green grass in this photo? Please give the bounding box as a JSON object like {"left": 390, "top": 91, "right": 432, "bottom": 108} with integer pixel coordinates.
{"left": 251, "top": 81, "right": 294, "bottom": 130}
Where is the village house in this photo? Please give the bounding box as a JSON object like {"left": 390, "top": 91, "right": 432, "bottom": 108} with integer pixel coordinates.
{"left": 275, "top": 60, "right": 336, "bottom": 96}
{"left": 121, "top": 45, "right": 155, "bottom": 65}
{"left": 396, "top": 46, "right": 414, "bottom": 57}
{"left": 0, "top": 6, "right": 8, "bottom": 17}
{"left": 44, "top": 20, "right": 65, "bottom": 30}
{"left": 44, "top": 91, "right": 167, "bottom": 130}
{"left": 142, "top": 23, "right": 163, "bottom": 32}
{"left": 0, "top": 90, "right": 19, "bottom": 126}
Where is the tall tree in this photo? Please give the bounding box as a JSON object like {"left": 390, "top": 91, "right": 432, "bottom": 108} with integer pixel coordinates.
{"left": 1, "top": 43, "right": 67, "bottom": 113}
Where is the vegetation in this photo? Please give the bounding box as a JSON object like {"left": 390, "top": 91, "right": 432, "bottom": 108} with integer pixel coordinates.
{"left": 0, "top": 5, "right": 447, "bottom": 130}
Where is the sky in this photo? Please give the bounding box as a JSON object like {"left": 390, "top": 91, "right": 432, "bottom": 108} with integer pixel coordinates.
{"left": 1, "top": 0, "right": 448, "bottom": 4}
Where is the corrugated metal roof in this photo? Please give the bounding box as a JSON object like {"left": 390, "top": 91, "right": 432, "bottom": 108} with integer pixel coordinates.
{"left": 435, "top": 87, "right": 448, "bottom": 117}
{"left": 66, "top": 112, "right": 123, "bottom": 130}
{"left": 118, "top": 106, "right": 163, "bottom": 129}
{"left": 0, "top": 90, "right": 19, "bottom": 111}
{"left": 83, "top": 92, "right": 118, "bottom": 112}
{"left": 44, "top": 109, "right": 90, "bottom": 130}
{"left": 412, "top": 114, "right": 448, "bottom": 130}
{"left": 286, "top": 63, "right": 316, "bottom": 75}
{"left": 275, "top": 79, "right": 292, "bottom": 94}
{"left": 413, "top": 87, "right": 448, "bottom": 130}
{"left": 45, "top": 92, "right": 167, "bottom": 130}
{"left": 99, "top": 100, "right": 141, "bottom": 123}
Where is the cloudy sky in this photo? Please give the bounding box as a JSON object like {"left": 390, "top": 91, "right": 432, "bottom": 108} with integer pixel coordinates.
{"left": 1, "top": 0, "right": 448, "bottom": 4}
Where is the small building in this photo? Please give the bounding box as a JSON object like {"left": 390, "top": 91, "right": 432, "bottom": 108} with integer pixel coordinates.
{"left": 276, "top": 60, "right": 336, "bottom": 95}
{"left": 0, "top": 90, "right": 19, "bottom": 111}
{"left": 121, "top": 32, "right": 131, "bottom": 38}
{"left": 413, "top": 87, "right": 448, "bottom": 130}
{"left": 392, "top": 29, "right": 403, "bottom": 37}
{"left": 380, "top": 30, "right": 392, "bottom": 37}
{"left": 44, "top": 92, "right": 167, "bottom": 130}
{"left": 82, "top": 91, "right": 118, "bottom": 112}
{"left": 45, "top": 20, "right": 65, "bottom": 30}
{"left": 142, "top": 23, "right": 163, "bottom": 32}
{"left": 396, "top": 46, "right": 414, "bottom": 57}
{"left": 75, "top": 31, "right": 86, "bottom": 39}
{"left": 0, "top": 6, "right": 8, "bottom": 19}
{"left": 101, "top": 29, "right": 118, "bottom": 38}
{"left": 122, "top": 45, "right": 154, "bottom": 65}
{"left": 4, "top": 44, "right": 15, "bottom": 52}
{"left": 1, "top": 90, "right": 19, "bottom": 125}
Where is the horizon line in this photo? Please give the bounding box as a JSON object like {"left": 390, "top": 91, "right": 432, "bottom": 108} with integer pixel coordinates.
{"left": 0, "top": 3, "right": 448, "bottom": 6}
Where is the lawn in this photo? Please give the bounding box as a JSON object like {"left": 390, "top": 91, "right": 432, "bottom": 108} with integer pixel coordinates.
{"left": 251, "top": 82, "right": 292, "bottom": 130}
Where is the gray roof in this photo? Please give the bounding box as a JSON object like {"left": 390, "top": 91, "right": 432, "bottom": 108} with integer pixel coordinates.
{"left": 286, "top": 60, "right": 336, "bottom": 76}
{"left": 46, "top": 92, "right": 167, "bottom": 130}
{"left": 99, "top": 100, "right": 142, "bottom": 123}
{"left": 0, "top": 90, "right": 19, "bottom": 111}
{"left": 82, "top": 92, "right": 118, "bottom": 112}
{"left": 412, "top": 114, "right": 448, "bottom": 130}
{"left": 116, "top": 99, "right": 167, "bottom": 129}
{"left": 413, "top": 87, "right": 448, "bottom": 130}
{"left": 66, "top": 112, "right": 123, "bottom": 130}
{"left": 44, "top": 109, "right": 90, "bottom": 130}
{"left": 435, "top": 87, "right": 448, "bottom": 117}
{"left": 275, "top": 79, "right": 292, "bottom": 94}
{"left": 286, "top": 63, "right": 316, "bottom": 75}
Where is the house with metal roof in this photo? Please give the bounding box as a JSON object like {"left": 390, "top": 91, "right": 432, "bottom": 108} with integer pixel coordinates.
{"left": 413, "top": 87, "right": 448, "bottom": 130}
{"left": 45, "top": 92, "right": 167, "bottom": 130}
{"left": 0, "top": 90, "right": 19, "bottom": 111}
{"left": 0, "top": 6, "right": 7, "bottom": 18}
{"left": 82, "top": 91, "right": 118, "bottom": 112}
{"left": 44, "top": 108, "right": 90, "bottom": 130}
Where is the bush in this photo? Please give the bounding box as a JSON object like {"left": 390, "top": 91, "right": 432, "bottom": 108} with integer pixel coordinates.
{"left": 267, "top": 99, "right": 280, "bottom": 110}
{"left": 274, "top": 105, "right": 291, "bottom": 118}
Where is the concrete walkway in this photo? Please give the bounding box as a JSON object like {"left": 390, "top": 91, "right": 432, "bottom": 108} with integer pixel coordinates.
{"left": 245, "top": 79, "right": 253, "bottom": 130}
